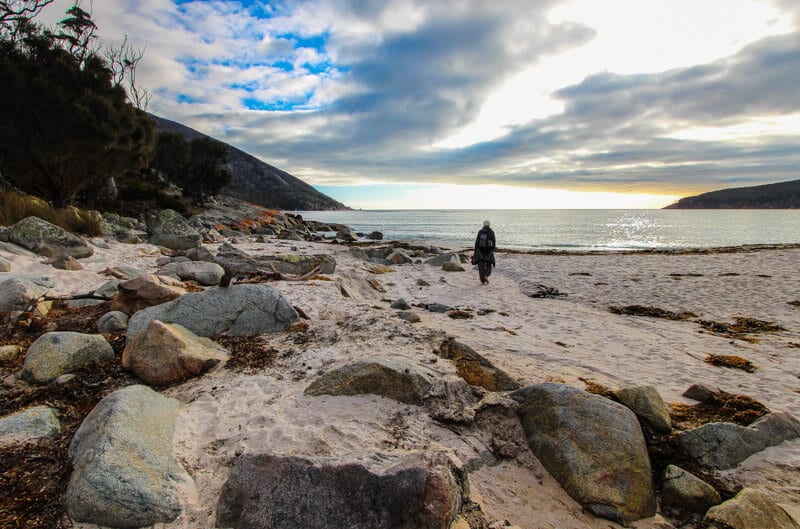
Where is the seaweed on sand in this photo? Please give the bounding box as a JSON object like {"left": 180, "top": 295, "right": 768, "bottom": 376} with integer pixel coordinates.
{"left": 704, "top": 353, "right": 758, "bottom": 373}
{"left": 696, "top": 317, "right": 785, "bottom": 337}
{"left": 668, "top": 391, "right": 769, "bottom": 430}
{"left": 216, "top": 334, "right": 278, "bottom": 372}
{"left": 608, "top": 305, "right": 697, "bottom": 321}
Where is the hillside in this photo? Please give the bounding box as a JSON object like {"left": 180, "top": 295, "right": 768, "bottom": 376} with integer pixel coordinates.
{"left": 665, "top": 179, "right": 800, "bottom": 209}
{"left": 150, "top": 115, "right": 346, "bottom": 211}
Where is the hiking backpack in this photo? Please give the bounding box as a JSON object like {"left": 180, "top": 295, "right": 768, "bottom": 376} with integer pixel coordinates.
{"left": 477, "top": 231, "right": 492, "bottom": 252}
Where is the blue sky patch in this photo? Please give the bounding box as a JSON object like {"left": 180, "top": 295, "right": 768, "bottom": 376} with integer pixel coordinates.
{"left": 242, "top": 88, "right": 317, "bottom": 111}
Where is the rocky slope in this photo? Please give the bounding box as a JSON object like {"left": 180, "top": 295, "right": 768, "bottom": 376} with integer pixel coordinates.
{"left": 150, "top": 114, "right": 346, "bottom": 211}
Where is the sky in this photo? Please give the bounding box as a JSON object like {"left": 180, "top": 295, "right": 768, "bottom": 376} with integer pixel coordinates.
{"left": 41, "top": 0, "right": 800, "bottom": 208}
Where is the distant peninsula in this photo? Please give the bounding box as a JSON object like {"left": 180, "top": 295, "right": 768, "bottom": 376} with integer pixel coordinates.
{"left": 665, "top": 179, "right": 800, "bottom": 209}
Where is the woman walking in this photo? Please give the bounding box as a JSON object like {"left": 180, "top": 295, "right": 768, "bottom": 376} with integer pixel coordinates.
{"left": 473, "top": 220, "right": 496, "bottom": 284}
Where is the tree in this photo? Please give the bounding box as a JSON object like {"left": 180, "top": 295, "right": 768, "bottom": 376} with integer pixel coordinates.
{"left": 179, "top": 137, "right": 231, "bottom": 206}
{"left": 0, "top": 0, "right": 53, "bottom": 41}
{"left": 55, "top": 2, "right": 96, "bottom": 67}
{"left": 0, "top": 13, "right": 156, "bottom": 207}
{"left": 151, "top": 131, "right": 189, "bottom": 182}
{"left": 104, "top": 34, "right": 151, "bottom": 110}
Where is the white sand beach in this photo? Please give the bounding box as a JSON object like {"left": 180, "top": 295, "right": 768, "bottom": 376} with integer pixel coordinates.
{"left": 3, "top": 237, "right": 799, "bottom": 529}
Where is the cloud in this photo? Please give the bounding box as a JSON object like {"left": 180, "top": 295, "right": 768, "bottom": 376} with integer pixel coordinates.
{"left": 35, "top": 0, "right": 800, "bottom": 196}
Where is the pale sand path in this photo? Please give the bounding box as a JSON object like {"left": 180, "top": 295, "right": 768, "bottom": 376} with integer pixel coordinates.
{"left": 4, "top": 240, "right": 798, "bottom": 528}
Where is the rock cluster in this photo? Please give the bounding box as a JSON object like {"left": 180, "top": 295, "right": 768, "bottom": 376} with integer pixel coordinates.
{"left": 2, "top": 204, "right": 799, "bottom": 529}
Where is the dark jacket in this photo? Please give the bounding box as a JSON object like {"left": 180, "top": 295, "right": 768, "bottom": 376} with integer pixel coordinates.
{"left": 474, "top": 227, "right": 496, "bottom": 264}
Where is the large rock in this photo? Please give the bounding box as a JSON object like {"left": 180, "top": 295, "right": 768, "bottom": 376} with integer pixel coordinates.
{"left": 110, "top": 274, "right": 186, "bottom": 315}
{"left": 146, "top": 209, "right": 202, "bottom": 251}
{"left": 216, "top": 452, "right": 463, "bottom": 529}
{"left": 127, "top": 283, "right": 299, "bottom": 338}
{"left": 512, "top": 383, "right": 656, "bottom": 524}
{"left": 437, "top": 338, "right": 520, "bottom": 392}
{"left": 0, "top": 276, "right": 51, "bottom": 311}
{"left": 661, "top": 465, "right": 721, "bottom": 514}
{"left": 678, "top": 412, "right": 800, "bottom": 470}
{"left": 613, "top": 385, "right": 672, "bottom": 433}
{"left": 305, "top": 356, "right": 436, "bottom": 405}
{"left": 122, "top": 320, "right": 228, "bottom": 387}
{"left": 21, "top": 332, "right": 115, "bottom": 384}
{"left": 157, "top": 260, "right": 226, "bottom": 286}
{"left": 66, "top": 385, "right": 183, "bottom": 528}
{"left": 9, "top": 216, "right": 93, "bottom": 258}
{"left": 703, "top": 488, "right": 800, "bottom": 529}
{"left": 0, "top": 405, "right": 61, "bottom": 447}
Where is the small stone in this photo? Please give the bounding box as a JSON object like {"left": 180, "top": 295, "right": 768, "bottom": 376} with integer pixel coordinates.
{"left": 661, "top": 465, "right": 721, "bottom": 514}
{"left": 0, "top": 345, "right": 20, "bottom": 362}
{"left": 442, "top": 262, "right": 465, "bottom": 272}
{"left": 397, "top": 312, "right": 421, "bottom": 323}
{"left": 97, "top": 311, "right": 129, "bottom": 334}
{"left": 683, "top": 383, "right": 720, "bottom": 403}
{"left": 390, "top": 298, "right": 411, "bottom": 310}
{"left": 0, "top": 405, "right": 61, "bottom": 446}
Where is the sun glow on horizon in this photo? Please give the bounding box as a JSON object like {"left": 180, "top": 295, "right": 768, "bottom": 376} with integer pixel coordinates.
{"left": 317, "top": 183, "right": 681, "bottom": 210}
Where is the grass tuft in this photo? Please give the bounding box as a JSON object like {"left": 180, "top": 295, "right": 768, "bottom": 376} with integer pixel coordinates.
{"left": 0, "top": 190, "right": 102, "bottom": 236}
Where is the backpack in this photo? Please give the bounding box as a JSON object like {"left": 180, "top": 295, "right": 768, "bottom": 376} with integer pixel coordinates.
{"left": 477, "top": 231, "right": 492, "bottom": 253}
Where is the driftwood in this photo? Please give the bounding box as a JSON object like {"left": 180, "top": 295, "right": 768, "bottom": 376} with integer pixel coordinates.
{"left": 43, "top": 293, "right": 108, "bottom": 302}
{"left": 526, "top": 284, "right": 567, "bottom": 298}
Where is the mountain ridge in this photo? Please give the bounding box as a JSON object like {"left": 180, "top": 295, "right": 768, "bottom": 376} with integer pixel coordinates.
{"left": 664, "top": 179, "right": 800, "bottom": 209}
{"left": 150, "top": 114, "right": 346, "bottom": 211}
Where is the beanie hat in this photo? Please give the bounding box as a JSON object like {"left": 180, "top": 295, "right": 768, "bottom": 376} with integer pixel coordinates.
{"left": 483, "top": 220, "right": 490, "bottom": 227}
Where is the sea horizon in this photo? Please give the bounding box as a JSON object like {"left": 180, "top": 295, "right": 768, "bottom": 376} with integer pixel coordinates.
{"left": 292, "top": 208, "right": 800, "bottom": 252}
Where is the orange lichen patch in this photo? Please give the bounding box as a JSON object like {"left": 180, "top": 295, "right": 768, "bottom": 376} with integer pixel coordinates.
{"left": 704, "top": 354, "right": 758, "bottom": 373}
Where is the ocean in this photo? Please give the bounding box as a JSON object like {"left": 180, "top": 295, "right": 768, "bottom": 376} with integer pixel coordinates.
{"left": 291, "top": 209, "right": 800, "bottom": 251}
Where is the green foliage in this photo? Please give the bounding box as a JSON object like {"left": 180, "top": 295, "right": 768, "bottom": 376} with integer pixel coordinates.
{"left": 152, "top": 131, "right": 189, "bottom": 180}
{"left": 0, "top": 3, "right": 156, "bottom": 208}
{"left": 152, "top": 133, "right": 231, "bottom": 206}
{"left": 118, "top": 179, "right": 160, "bottom": 201}
{"left": 0, "top": 189, "right": 102, "bottom": 235}
{"left": 155, "top": 191, "right": 189, "bottom": 215}
{"left": 183, "top": 137, "right": 232, "bottom": 205}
